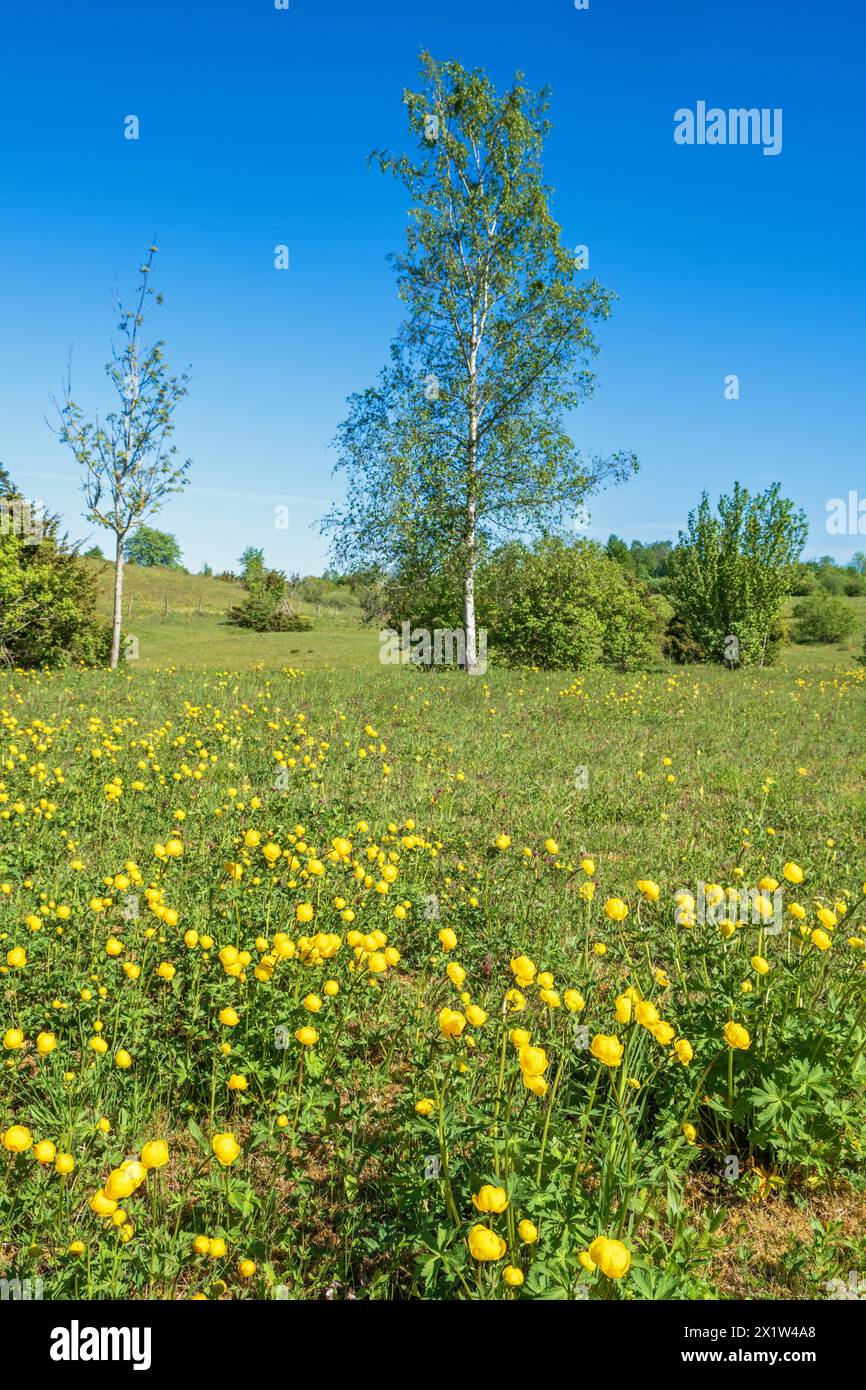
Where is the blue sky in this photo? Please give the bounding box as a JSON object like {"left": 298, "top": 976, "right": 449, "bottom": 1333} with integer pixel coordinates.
{"left": 1, "top": 0, "right": 864, "bottom": 573}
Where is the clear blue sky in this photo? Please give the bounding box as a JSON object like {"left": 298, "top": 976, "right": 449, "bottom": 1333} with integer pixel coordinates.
{"left": 2, "top": 0, "right": 864, "bottom": 573}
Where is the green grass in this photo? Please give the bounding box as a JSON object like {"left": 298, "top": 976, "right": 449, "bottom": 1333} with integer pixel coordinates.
{"left": 1, "top": 654, "right": 864, "bottom": 1300}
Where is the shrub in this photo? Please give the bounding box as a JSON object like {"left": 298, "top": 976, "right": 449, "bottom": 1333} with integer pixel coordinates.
{"left": 791, "top": 593, "right": 857, "bottom": 645}
{"left": 227, "top": 569, "right": 313, "bottom": 633}
{"left": 0, "top": 470, "right": 112, "bottom": 668}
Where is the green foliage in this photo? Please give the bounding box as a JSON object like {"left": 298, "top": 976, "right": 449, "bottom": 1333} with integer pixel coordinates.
{"left": 227, "top": 568, "right": 312, "bottom": 633}
{"left": 323, "top": 54, "right": 637, "bottom": 670}
{"left": 792, "top": 592, "right": 857, "bottom": 644}
{"left": 0, "top": 472, "right": 111, "bottom": 668}
{"left": 125, "top": 525, "right": 183, "bottom": 568}
{"left": 484, "top": 538, "right": 658, "bottom": 671}
{"left": 666, "top": 483, "right": 807, "bottom": 666}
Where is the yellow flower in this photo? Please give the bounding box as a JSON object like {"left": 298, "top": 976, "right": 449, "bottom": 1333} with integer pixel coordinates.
{"left": 6, "top": 947, "right": 26, "bottom": 968}
{"left": 208, "top": 1237, "right": 226, "bottom": 1258}
{"left": 494, "top": 834, "right": 511, "bottom": 851}
{"left": 723, "top": 1021, "right": 751, "bottom": 1050}
{"left": 212, "top": 1132, "right": 241, "bottom": 1166}
{"left": 438, "top": 1007, "right": 466, "bottom": 1039}
{"left": 466, "top": 1004, "right": 488, "bottom": 1027}
{"left": 140, "top": 1139, "right": 169, "bottom": 1169}
{"left": 467, "top": 1225, "right": 507, "bottom": 1261}
{"left": 783, "top": 862, "right": 804, "bottom": 884}
{"left": 503, "top": 1265, "right": 524, "bottom": 1287}
{"left": 3, "top": 1029, "right": 24, "bottom": 1051}
{"left": 219, "top": 1008, "right": 239, "bottom": 1027}
{"left": 682, "top": 1122, "right": 697, "bottom": 1145}
{"left": 55, "top": 1153, "right": 75, "bottom": 1175}
{"left": 588, "top": 1236, "right": 631, "bottom": 1279}
{"left": 604, "top": 897, "right": 629, "bottom": 923}
{"left": 36, "top": 1031, "right": 57, "bottom": 1054}
{"left": 302, "top": 993, "right": 322, "bottom": 1013}
{"left": 816, "top": 907, "right": 837, "bottom": 930}
{"left": 295, "top": 1026, "right": 319, "bottom": 1046}
{"left": 438, "top": 928, "right": 457, "bottom": 951}
{"left": 518, "top": 1045, "right": 548, "bottom": 1077}
{"left": 472, "top": 1184, "right": 508, "bottom": 1214}
{"left": 810, "top": 929, "right": 832, "bottom": 951}
{"left": 34, "top": 1140, "right": 56, "bottom": 1164}
{"left": 414, "top": 1098, "right": 436, "bottom": 1116}
{"left": 2, "top": 1125, "right": 32, "bottom": 1153}
{"left": 751, "top": 955, "right": 770, "bottom": 975}
{"left": 590, "top": 1034, "right": 624, "bottom": 1067}
{"left": 578, "top": 1250, "right": 597, "bottom": 1272}
{"left": 114, "top": 1049, "right": 133, "bottom": 1070}
{"left": 636, "top": 879, "right": 660, "bottom": 902}
{"left": 651, "top": 1021, "right": 675, "bottom": 1045}
{"left": 238, "top": 1258, "right": 257, "bottom": 1278}
{"left": 90, "top": 1190, "right": 117, "bottom": 1216}
{"left": 674, "top": 1038, "right": 694, "bottom": 1065}
{"left": 544, "top": 838, "right": 559, "bottom": 855}
{"left": 580, "top": 858, "right": 595, "bottom": 876}
{"left": 227, "top": 1073, "right": 248, "bottom": 1091}
{"left": 614, "top": 994, "right": 632, "bottom": 1024}
{"left": 564, "top": 989, "right": 585, "bottom": 1012}
{"left": 446, "top": 962, "right": 466, "bottom": 988}
{"left": 518, "top": 1219, "right": 538, "bottom": 1244}
{"left": 635, "top": 1000, "right": 659, "bottom": 1028}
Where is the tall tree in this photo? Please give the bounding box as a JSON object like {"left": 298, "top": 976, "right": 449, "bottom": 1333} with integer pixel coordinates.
{"left": 322, "top": 54, "right": 637, "bottom": 672}
{"left": 55, "top": 246, "right": 190, "bottom": 668}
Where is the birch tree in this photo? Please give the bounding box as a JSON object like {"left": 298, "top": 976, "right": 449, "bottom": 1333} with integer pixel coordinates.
{"left": 323, "top": 54, "right": 637, "bottom": 672}
{"left": 56, "top": 246, "right": 190, "bottom": 668}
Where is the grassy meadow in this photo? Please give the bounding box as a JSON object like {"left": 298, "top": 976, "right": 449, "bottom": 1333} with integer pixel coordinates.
{"left": 1, "top": 577, "right": 865, "bottom": 1301}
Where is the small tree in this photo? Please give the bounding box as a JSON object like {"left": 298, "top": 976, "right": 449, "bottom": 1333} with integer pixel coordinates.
{"left": 238, "top": 547, "right": 266, "bottom": 584}
{"left": 792, "top": 592, "right": 857, "bottom": 645}
{"left": 55, "top": 246, "right": 191, "bottom": 668}
{"left": 323, "top": 54, "right": 637, "bottom": 672}
{"left": 125, "top": 525, "right": 183, "bottom": 568}
{"left": 666, "top": 483, "right": 807, "bottom": 666}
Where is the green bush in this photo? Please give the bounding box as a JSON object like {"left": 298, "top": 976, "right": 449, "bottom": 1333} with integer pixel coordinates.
{"left": 791, "top": 593, "right": 857, "bottom": 645}
{"left": 484, "top": 538, "right": 659, "bottom": 672}
{"left": 0, "top": 470, "right": 112, "bottom": 668}
{"left": 227, "top": 569, "right": 313, "bottom": 633}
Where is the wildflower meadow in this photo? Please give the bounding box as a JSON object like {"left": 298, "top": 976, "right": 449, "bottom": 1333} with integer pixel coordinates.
{"left": 2, "top": 660, "right": 864, "bottom": 1302}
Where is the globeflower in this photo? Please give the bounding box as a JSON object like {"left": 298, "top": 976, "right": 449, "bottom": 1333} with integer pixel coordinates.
{"left": 2, "top": 1125, "right": 33, "bottom": 1152}
{"left": 588, "top": 1236, "right": 631, "bottom": 1279}
{"left": 810, "top": 928, "right": 832, "bottom": 951}
{"left": 636, "top": 879, "right": 660, "bottom": 902}
{"left": 467, "top": 1225, "right": 507, "bottom": 1261}
{"left": 604, "top": 897, "right": 629, "bottom": 923}
{"left": 140, "top": 1140, "right": 169, "bottom": 1169}
{"left": 295, "top": 1027, "right": 319, "bottom": 1046}
{"left": 783, "top": 862, "right": 804, "bottom": 884}
{"left": 472, "top": 1184, "right": 508, "bottom": 1214}
{"left": 518, "top": 1219, "right": 538, "bottom": 1244}
{"left": 590, "top": 1034, "right": 624, "bottom": 1067}
{"left": 674, "top": 1038, "right": 694, "bottom": 1065}
{"left": 438, "top": 1007, "right": 466, "bottom": 1039}
{"left": 36, "top": 1031, "right": 57, "bottom": 1054}
{"left": 518, "top": 1045, "right": 548, "bottom": 1078}
{"left": 723, "top": 1021, "right": 751, "bottom": 1050}
{"left": 212, "top": 1132, "right": 241, "bottom": 1166}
